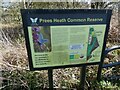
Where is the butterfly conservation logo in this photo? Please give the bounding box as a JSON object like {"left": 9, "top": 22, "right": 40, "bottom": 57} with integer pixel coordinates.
{"left": 30, "top": 18, "right": 38, "bottom": 25}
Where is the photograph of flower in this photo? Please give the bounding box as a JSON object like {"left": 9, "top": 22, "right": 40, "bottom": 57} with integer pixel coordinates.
{"left": 32, "top": 26, "right": 51, "bottom": 52}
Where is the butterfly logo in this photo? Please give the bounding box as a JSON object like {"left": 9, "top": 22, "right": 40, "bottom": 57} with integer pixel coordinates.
{"left": 30, "top": 18, "right": 38, "bottom": 24}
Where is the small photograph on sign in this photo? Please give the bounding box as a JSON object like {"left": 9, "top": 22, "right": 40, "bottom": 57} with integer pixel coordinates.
{"left": 32, "top": 26, "right": 51, "bottom": 52}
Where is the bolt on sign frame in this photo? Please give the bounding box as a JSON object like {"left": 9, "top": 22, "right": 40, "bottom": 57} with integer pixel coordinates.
{"left": 21, "top": 9, "right": 112, "bottom": 89}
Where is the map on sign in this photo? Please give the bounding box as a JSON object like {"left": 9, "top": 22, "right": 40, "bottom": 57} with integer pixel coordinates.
{"left": 21, "top": 9, "right": 112, "bottom": 70}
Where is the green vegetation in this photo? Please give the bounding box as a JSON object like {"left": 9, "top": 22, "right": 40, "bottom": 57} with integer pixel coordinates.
{"left": 0, "top": 1, "right": 120, "bottom": 90}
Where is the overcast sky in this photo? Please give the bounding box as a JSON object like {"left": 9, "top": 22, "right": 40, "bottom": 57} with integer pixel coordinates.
{"left": 3, "top": 0, "right": 92, "bottom": 2}
{"left": 2, "top": 0, "right": 120, "bottom": 4}
{"left": 2, "top": 0, "right": 119, "bottom": 2}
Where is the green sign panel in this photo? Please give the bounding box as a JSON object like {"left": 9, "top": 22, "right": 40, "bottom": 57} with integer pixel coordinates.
{"left": 21, "top": 9, "right": 112, "bottom": 70}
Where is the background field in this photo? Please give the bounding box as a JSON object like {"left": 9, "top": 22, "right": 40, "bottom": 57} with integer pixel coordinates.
{"left": 0, "top": 1, "right": 120, "bottom": 90}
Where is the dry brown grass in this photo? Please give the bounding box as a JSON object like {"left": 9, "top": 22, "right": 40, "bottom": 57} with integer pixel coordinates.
{"left": 0, "top": 24, "right": 27, "bottom": 71}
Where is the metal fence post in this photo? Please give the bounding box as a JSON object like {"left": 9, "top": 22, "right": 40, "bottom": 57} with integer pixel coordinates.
{"left": 48, "top": 68, "right": 53, "bottom": 90}
{"left": 97, "top": 45, "right": 120, "bottom": 81}
{"left": 80, "top": 65, "right": 86, "bottom": 90}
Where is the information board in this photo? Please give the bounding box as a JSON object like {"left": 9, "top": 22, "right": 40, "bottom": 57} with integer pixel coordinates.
{"left": 21, "top": 9, "right": 112, "bottom": 70}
